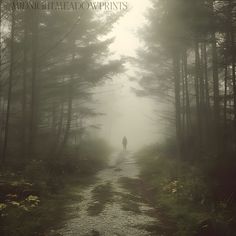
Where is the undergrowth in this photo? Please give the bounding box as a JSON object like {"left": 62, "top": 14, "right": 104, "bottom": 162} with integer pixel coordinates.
{"left": 0, "top": 138, "right": 111, "bottom": 236}
{"left": 136, "top": 143, "right": 236, "bottom": 236}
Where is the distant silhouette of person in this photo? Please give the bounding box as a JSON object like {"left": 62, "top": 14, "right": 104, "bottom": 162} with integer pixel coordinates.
{"left": 122, "top": 136, "right": 127, "bottom": 150}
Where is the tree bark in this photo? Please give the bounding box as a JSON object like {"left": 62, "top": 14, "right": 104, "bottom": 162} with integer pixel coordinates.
{"left": 2, "top": 6, "right": 16, "bottom": 163}
{"left": 0, "top": 0, "right": 2, "bottom": 158}
{"left": 229, "top": 0, "right": 236, "bottom": 126}
{"left": 194, "top": 40, "right": 202, "bottom": 149}
{"left": 203, "top": 42, "right": 210, "bottom": 119}
{"left": 173, "top": 52, "right": 182, "bottom": 157}
{"left": 183, "top": 50, "right": 191, "bottom": 134}
{"left": 59, "top": 81, "right": 73, "bottom": 154}
{"left": 212, "top": 32, "right": 220, "bottom": 127}
{"left": 21, "top": 9, "right": 29, "bottom": 158}
{"left": 28, "top": 11, "right": 39, "bottom": 157}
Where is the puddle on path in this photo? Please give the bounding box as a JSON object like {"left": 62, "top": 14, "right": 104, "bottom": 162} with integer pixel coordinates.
{"left": 54, "top": 151, "right": 160, "bottom": 236}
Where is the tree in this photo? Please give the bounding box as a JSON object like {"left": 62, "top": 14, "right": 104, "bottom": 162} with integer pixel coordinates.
{"left": 138, "top": 0, "right": 236, "bottom": 158}
{"left": 0, "top": 2, "right": 124, "bottom": 163}
{"left": 2, "top": 5, "right": 15, "bottom": 163}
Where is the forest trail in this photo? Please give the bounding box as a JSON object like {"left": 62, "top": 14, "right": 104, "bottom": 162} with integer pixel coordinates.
{"left": 54, "top": 151, "right": 160, "bottom": 236}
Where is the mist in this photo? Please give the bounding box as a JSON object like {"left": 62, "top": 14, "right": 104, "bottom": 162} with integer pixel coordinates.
{"left": 1, "top": 0, "right": 236, "bottom": 235}
{"left": 92, "top": 76, "right": 161, "bottom": 150}
{"left": 92, "top": 0, "right": 163, "bottom": 151}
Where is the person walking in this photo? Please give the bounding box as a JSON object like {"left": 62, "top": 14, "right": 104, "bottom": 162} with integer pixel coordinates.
{"left": 122, "top": 136, "right": 127, "bottom": 151}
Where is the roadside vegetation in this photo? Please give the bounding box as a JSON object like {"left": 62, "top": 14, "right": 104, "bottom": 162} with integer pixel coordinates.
{"left": 0, "top": 138, "right": 112, "bottom": 236}
{"left": 0, "top": 3, "right": 121, "bottom": 235}
{"left": 135, "top": 141, "right": 236, "bottom": 236}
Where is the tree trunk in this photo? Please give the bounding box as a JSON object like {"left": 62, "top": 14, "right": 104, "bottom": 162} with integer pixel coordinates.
{"left": 21, "top": 9, "right": 28, "bottom": 158}
{"left": 59, "top": 81, "right": 73, "bottom": 154}
{"left": 183, "top": 50, "right": 191, "bottom": 134}
{"left": 0, "top": 0, "right": 2, "bottom": 158}
{"left": 203, "top": 42, "right": 210, "bottom": 120}
{"left": 2, "top": 7, "right": 16, "bottom": 163}
{"left": 28, "top": 11, "right": 39, "bottom": 157}
{"left": 181, "top": 56, "right": 186, "bottom": 137}
{"left": 173, "top": 52, "right": 182, "bottom": 157}
{"left": 212, "top": 32, "right": 220, "bottom": 127}
{"left": 200, "top": 43, "right": 205, "bottom": 110}
{"left": 194, "top": 40, "right": 202, "bottom": 150}
{"left": 229, "top": 0, "right": 236, "bottom": 127}
{"left": 224, "top": 31, "right": 230, "bottom": 130}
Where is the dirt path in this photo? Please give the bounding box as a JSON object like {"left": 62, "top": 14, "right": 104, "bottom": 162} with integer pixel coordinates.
{"left": 54, "top": 151, "right": 160, "bottom": 236}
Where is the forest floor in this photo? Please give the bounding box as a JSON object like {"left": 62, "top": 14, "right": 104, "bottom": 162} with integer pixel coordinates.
{"left": 51, "top": 151, "right": 165, "bottom": 236}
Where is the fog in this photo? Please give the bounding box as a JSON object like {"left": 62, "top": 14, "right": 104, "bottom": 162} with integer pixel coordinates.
{"left": 91, "top": 0, "right": 165, "bottom": 150}
{"left": 2, "top": 0, "right": 235, "bottom": 235}
{"left": 92, "top": 77, "right": 161, "bottom": 150}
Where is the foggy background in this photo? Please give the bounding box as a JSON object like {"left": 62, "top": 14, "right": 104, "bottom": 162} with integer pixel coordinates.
{"left": 91, "top": 0, "right": 165, "bottom": 150}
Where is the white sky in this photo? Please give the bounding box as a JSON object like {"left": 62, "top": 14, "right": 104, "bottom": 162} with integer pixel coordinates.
{"left": 92, "top": 0, "right": 165, "bottom": 151}
{"left": 109, "top": 0, "right": 151, "bottom": 57}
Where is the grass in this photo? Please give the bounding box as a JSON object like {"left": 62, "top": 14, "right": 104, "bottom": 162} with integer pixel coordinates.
{"left": 133, "top": 144, "right": 236, "bottom": 236}
{"left": 0, "top": 138, "right": 111, "bottom": 236}
{"left": 0, "top": 171, "right": 96, "bottom": 236}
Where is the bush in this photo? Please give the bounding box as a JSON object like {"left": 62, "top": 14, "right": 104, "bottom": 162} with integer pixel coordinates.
{"left": 135, "top": 142, "right": 236, "bottom": 236}
{"left": 0, "top": 138, "right": 112, "bottom": 236}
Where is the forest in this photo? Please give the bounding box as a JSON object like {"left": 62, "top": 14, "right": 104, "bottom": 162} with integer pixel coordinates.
{"left": 0, "top": 0, "right": 236, "bottom": 236}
